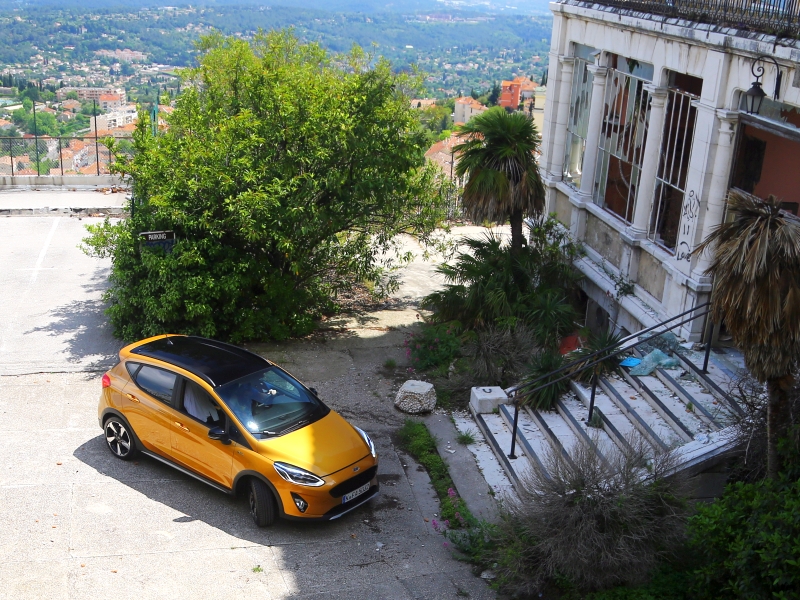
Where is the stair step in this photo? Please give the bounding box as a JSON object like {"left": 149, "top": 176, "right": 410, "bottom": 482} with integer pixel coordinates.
{"left": 654, "top": 366, "right": 736, "bottom": 426}
{"left": 497, "top": 403, "right": 551, "bottom": 476}
{"left": 674, "top": 350, "right": 746, "bottom": 418}
{"left": 471, "top": 410, "right": 534, "bottom": 489}
{"left": 525, "top": 406, "right": 577, "bottom": 466}
{"left": 557, "top": 394, "right": 616, "bottom": 465}
{"left": 570, "top": 380, "right": 640, "bottom": 455}
{"left": 599, "top": 375, "right": 674, "bottom": 451}
{"left": 618, "top": 368, "right": 707, "bottom": 439}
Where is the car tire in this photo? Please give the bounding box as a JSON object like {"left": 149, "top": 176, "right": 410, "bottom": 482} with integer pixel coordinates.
{"left": 104, "top": 416, "right": 138, "bottom": 460}
{"left": 248, "top": 478, "right": 276, "bottom": 527}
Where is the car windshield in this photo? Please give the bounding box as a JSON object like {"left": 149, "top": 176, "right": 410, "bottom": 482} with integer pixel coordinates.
{"left": 215, "top": 367, "right": 324, "bottom": 438}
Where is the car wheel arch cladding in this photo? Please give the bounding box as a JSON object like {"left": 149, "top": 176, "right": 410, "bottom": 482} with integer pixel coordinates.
{"left": 101, "top": 409, "right": 142, "bottom": 448}
{"left": 233, "top": 470, "right": 285, "bottom": 514}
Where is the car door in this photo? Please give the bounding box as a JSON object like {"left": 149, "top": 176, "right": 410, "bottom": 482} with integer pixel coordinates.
{"left": 123, "top": 362, "right": 179, "bottom": 458}
{"left": 170, "top": 376, "right": 234, "bottom": 488}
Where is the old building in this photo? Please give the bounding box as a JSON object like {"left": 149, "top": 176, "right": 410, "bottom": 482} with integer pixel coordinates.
{"left": 540, "top": 0, "right": 800, "bottom": 340}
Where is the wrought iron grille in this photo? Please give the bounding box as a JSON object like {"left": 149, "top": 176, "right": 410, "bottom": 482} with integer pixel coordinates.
{"left": 560, "top": 0, "right": 800, "bottom": 39}
{"left": 649, "top": 89, "right": 698, "bottom": 251}
{"left": 593, "top": 70, "right": 652, "bottom": 224}
{"left": 563, "top": 58, "right": 595, "bottom": 189}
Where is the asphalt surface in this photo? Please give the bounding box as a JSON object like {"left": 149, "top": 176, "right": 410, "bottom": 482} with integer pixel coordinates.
{"left": 0, "top": 199, "right": 504, "bottom": 600}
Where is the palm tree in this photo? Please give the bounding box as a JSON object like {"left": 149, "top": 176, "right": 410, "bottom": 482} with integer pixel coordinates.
{"left": 694, "top": 191, "right": 800, "bottom": 479}
{"left": 454, "top": 108, "right": 546, "bottom": 255}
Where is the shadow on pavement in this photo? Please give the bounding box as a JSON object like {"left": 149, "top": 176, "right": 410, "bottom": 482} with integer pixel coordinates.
{"left": 25, "top": 268, "right": 122, "bottom": 371}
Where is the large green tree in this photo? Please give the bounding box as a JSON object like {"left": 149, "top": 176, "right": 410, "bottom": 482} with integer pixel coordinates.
{"left": 453, "top": 108, "right": 546, "bottom": 254}
{"left": 694, "top": 192, "right": 800, "bottom": 479}
{"left": 84, "top": 31, "right": 447, "bottom": 342}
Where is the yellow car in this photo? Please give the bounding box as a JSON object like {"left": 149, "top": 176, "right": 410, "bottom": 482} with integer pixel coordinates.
{"left": 98, "top": 335, "right": 379, "bottom": 526}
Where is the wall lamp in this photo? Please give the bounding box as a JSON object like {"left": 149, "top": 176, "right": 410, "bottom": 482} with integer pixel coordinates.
{"left": 744, "top": 55, "right": 783, "bottom": 115}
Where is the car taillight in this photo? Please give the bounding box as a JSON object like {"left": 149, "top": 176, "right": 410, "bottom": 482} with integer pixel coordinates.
{"left": 102, "top": 373, "right": 111, "bottom": 388}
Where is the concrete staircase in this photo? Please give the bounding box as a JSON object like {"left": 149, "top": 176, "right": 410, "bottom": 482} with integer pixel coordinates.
{"left": 470, "top": 344, "right": 747, "bottom": 496}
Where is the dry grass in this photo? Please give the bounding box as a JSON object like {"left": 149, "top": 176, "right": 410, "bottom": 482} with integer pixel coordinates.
{"left": 494, "top": 433, "right": 690, "bottom": 594}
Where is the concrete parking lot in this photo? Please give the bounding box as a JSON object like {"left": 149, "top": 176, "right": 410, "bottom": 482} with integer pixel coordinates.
{"left": 0, "top": 205, "right": 500, "bottom": 599}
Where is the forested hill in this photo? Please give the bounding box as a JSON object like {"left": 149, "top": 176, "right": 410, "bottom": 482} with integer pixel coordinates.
{"left": 0, "top": 4, "right": 553, "bottom": 95}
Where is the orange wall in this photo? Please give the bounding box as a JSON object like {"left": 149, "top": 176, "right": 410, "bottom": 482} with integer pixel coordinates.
{"left": 749, "top": 126, "right": 800, "bottom": 206}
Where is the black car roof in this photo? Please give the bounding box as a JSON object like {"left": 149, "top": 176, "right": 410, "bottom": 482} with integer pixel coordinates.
{"left": 129, "top": 336, "right": 271, "bottom": 387}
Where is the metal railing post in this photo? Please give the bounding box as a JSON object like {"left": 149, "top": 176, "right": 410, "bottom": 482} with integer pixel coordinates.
{"left": 58, "top": 137, "right": 63, "bottom": 176}
{"left": 588, "top": 372, "right": 598, "bottom": 421}
{"left": 702, "top": 321, "right": 715, "bottom": 373}
{"left": 9, "top": 137, "right": 13, "bottom": 177}
{"left": 32, "top": 101, "right": 40, "bottom": 175}
{"left": 94, "top": 100, "right": 100, "bottom": 176}
{"left": 508, "top": 396, "right": 520, "bottom": 459}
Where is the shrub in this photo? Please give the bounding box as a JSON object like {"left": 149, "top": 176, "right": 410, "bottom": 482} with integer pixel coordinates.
{"left": 421, "top": 218, "right": 581, "bottom": 333}
{"left": 492, "top": 434, "right": 689, "bottom": 595}
{"left": 465, "top": 323, "right": 537, "bottom": 387}
{"left": 519, "top": 347, "right": 569, "bottom": 410}
{"left": 689, "top": 476, "right": 800, "bottom": 599}
{"left": 570, "top": 328, "right": 624, "bottom": 382}
{"left": 82, "top": 31, "right": 446, "bottom": 343}
{"left": 405, "top": 322, "right": 461, "bottom": 370}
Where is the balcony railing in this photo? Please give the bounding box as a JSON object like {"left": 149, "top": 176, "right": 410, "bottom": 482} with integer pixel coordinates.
{"left": 563, "top": 0, "right": 800, "bottom": 38}
{"left": 0, "top": 135, "right": 133, "bottom": 177}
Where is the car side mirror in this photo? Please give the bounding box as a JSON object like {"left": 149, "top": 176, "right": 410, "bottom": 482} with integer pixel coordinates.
{"left": 208, "top": 426, "right": 230, "bottom": 444}
{"left": 309, "top": 387, "right": 319, "bottom": 397}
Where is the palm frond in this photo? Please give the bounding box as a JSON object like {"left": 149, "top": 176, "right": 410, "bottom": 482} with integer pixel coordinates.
{"left": 693, "top": 191, "right": 800, "bottom": 380}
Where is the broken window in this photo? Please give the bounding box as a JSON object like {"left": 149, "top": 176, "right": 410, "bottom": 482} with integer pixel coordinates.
{"left": 593, "top": 69, "right": 651, "bottom": 223}
{"left": 731, "top": 121, "right": 800, "bottom": 215}
{"left": 563, "top": 58, "right": 594, "bottom": 188}
{"left": 648, "top": 75, "right": 701, "bottom": 251}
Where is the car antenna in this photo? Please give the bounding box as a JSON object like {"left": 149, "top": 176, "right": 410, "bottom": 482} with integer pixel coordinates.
{"left": 165, "top": 335, "right": 173, "bottom": 346}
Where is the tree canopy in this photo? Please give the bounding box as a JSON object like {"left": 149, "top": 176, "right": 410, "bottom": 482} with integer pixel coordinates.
{"left": 84, "top": 31, "right": 447, "bottom": 342}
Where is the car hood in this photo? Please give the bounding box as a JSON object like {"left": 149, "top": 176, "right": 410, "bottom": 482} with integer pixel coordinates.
{"left": 257, "top": 411, "right": 369, "bottom": 476}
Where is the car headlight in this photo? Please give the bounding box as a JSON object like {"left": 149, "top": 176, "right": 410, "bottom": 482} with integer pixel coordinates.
{"left": 354, "top": 426, "right": 377, "bottom": 458}
{"left": 273, "top": 462, "right": 325, "bottom": 487}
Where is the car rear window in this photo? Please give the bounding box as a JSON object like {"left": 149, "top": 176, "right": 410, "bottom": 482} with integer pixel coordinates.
{"left": 128, "top": 363, "right": 177, "bottom": 405}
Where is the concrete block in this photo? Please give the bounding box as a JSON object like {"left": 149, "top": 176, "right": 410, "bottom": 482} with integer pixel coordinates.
{"left": 469, "top": 386, "right": 508, "bottom": 414}
{"left": 394, "top": 380, "right": 436, "bottom": 414}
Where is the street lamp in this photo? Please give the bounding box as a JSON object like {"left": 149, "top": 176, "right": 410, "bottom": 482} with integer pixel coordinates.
{"left": 744, "top": 55, "right": 783, "bottom": 115}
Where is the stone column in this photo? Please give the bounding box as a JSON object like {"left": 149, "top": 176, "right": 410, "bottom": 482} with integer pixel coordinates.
{"left": 692, "top": 110, "right": 739, "bottom": 276}
{"left": 576, "top": 65, "right": 608, "bottom": 202}
{"left": 629, "top": 86, "right": 670, "bottom": 236}
{"left": 544, "top": 56, "right": 575, "bottom": 178}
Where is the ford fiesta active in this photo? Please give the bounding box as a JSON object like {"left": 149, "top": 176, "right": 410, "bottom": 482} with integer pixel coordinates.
{"left": 98, "top": 335, "right": 379, "bottom": 526}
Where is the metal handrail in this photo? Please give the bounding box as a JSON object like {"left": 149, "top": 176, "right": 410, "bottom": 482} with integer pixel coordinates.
{"left": 505, "top": 302, "right": 714, "bottom": 459}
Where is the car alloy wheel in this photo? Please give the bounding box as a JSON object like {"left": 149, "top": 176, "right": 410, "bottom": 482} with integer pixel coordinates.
{"left": 105, "top": 418, "right": 136, "bottom": 460}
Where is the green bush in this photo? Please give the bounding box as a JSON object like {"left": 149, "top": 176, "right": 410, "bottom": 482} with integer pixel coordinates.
{"left": 422, "top": 218, "right": 580, "bottom": 335}
{"left": 405, "top": 322, "right": 461, "bottom": 370}
{"left": 519, "top": 347, "right": 569, "bottom": 410}
{"left": 689, "top": 477, "right": 800, "bottom": 599}
{"left": 82, "top": 31, "right": 446, "bottom": 343}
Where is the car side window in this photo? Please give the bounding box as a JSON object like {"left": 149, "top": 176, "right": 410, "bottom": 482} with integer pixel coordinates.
{"left": 132, "top": 364, "right": 178, "bottom": 406}
{"left": 181, "top": 378, "right": 222, "bottom": 427}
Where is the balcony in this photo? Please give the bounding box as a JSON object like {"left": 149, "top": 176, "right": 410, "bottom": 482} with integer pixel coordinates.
{"left": 561, "top": 0, "right": 800, "bottom": 39}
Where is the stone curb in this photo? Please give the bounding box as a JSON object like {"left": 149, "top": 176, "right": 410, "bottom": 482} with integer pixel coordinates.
{"left": 425, "top": 414, "right": 499, "bottom": 523}
{"left": 0, "top": 207, "right": 128, "bottom": 216}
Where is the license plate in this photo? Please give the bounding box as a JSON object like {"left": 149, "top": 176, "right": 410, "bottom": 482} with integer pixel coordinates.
{"left": 342, "top": 482, "right": 370, "bottom": 504}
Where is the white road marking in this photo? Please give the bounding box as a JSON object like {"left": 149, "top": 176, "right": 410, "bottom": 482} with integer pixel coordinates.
{"left": 30, "top": 217, "right": 60, "bottom": 284}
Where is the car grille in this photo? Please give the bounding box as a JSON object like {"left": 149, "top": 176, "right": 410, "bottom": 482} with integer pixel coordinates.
{"left": 329, "top": 466, "right": 377, "bottom": 498}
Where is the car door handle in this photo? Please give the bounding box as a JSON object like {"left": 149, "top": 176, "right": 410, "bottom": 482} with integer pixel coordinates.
{"left": 126, "top": 393, "right": 140, "bottom": 403}
{"left": 174, "top": 421, "right": 190, "bottom": 432}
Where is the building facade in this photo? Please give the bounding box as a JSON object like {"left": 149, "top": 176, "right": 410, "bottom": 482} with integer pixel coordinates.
{"left": 56, "top": 86, "right": 127, "bottom": 104}
{"left": 454, "top": 96, "right": 488, "bottom": 125}
{"left": 541, "top": 0, "right": 800, "bottom": 341}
